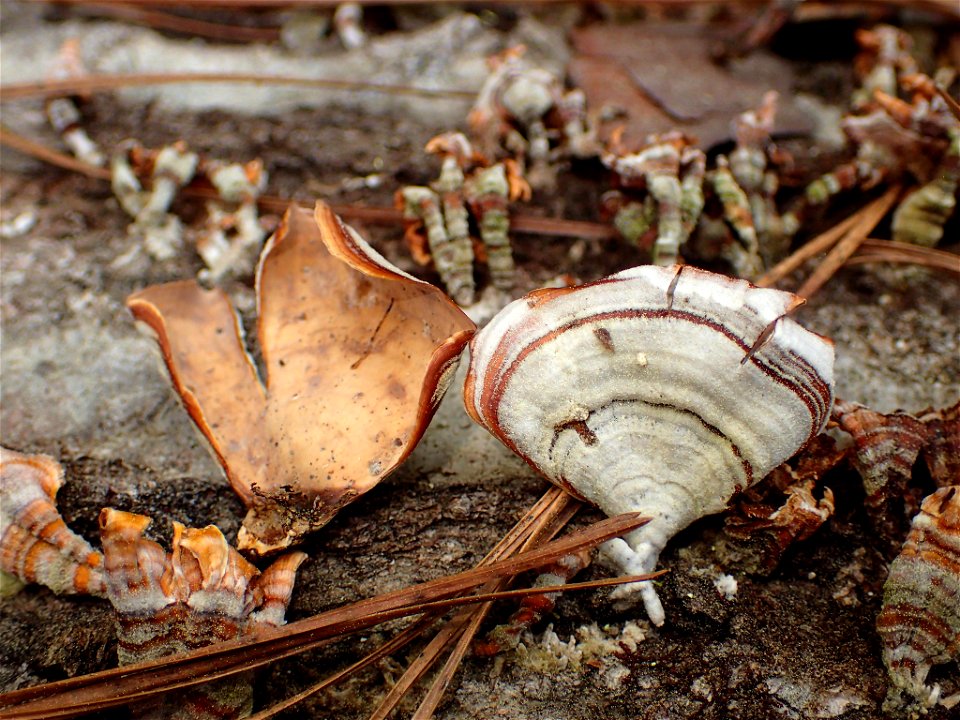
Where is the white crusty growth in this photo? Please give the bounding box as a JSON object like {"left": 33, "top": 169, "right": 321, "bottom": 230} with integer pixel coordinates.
{"left": 464, "top": 265, "right": 834, "bottom": 625}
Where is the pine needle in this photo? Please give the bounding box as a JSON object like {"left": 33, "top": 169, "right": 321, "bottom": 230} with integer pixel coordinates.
{"left": 368, "top": 489, "right": 576, "bottom": 720}
{"left": 795, "top": 186, "right": 901, "bottom": 299}
{"left": 0, "top": 72, "right": 474, "bottom": 103}
{"left": 0, "top": 512, "right": 650, "bottom": 720}
{"left": 846, "top": 239, "right": 960, "bottom": 275}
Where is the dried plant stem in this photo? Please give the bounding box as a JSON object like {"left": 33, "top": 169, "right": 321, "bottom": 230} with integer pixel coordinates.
{"left": 252, "top": 568, "right": 651, "bottom": 719}
{"left": 391, "top": 489, "right": 574, "bottom": 718}
{"left": 245, "top": 616, "right": 439, "bottom": 720}
{"left": 510, "top": 214, "right": 617, "bottom": 240}
{"left": 411, "top": 610, "right": 491, "bottom": 719}
{"left": 8, "top": 126, "right": 947, "bottom": 272}
{"left": 368, "top": 611, "right": 477, "bottom": 720}
{"left": 795, "top": 186, "right": 901, "bottom": 299}
{"left": 0, "top": 124, "right": 618, "bottom": 241}
{"left": 0, "top": 512, "right": 650, "bottom": 719}
{"left": 210, "top": 193, "right": 618, "bottom": 240}
{"left": 40, "top": 0, "right": 960, "bottom": 13}
{"left": 412, "top": 500, "right": 581, "bottom": 720}
{"left": 936, "top": 86, "right": 960, "bottom": 121}
{"left": 44, "top": 0, "right": 769, "bottom": 7}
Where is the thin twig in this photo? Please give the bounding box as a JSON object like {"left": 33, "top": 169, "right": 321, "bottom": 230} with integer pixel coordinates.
{"left": 936, "top": 85, "right": 960, "bottom": 122}
{"left": 0, "top": 125, "right": 111, "bottom": 180}
{"left": 411, "top": 503, "right": 579, "bottom": 720}
{"left": 412, "top": 500, "right": 581, "bottom": 720}
{"left": 411, "top": 612, "right": 489, "bottom": 720}
{"left": 0, "top": 125, "right": 618, "bottom": 240}
{"left": 366, "top": 489, "right": 572, "bottom": 719}
{"left": 367, "top": 613, "right": 475, "bottom": 720}
{"left": 795, "top": 186, "right": 901, "bottom": 299}
{"left": 40, "top": 0, "right": 772, "bottom": 7}
{"left": 252, "top": 485, "right": 569, "bottom": 720}
{"left": 369, "top": 489, "right": 576, "bottom": 720}
{"left": 38, "top": 0, "right": 960, "bottom": 13}
{"left": 510, "top": 214, "right": 617, "bottom": 240}
{"left": 245, "top": 616, "right": 439, "bottom": 720}
{"left": 2, "top": 573, "right": 662, "bottom": 720}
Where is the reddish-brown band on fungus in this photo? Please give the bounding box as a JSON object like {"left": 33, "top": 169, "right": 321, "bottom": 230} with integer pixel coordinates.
{"left": 833, "top": 400, "right": 931, "bottom": 503}
{"left": 918, "top": 400, "right": 960, "bottom": 487}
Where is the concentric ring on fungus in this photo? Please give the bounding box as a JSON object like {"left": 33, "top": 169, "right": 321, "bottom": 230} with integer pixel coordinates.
{"left": 464, "top": 264, "right": 835, "bottom": 625}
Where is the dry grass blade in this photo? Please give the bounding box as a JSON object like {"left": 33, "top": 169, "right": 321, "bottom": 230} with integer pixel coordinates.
{"left": 410, "top": 610, "right": 489, "bottom": 720}
{"left": 0, "top": 73, "right": 474, "bottom": 103}
{"left": 246, "top": 616, "right": 439, "bottom": 720}
{"left": 510, "top": 215, "right": 617, "bottom": 240}
{"left": 796, "top": 186, "right": 901, "bottom": 299}
{"left": 252, "top": 569, "right": 664, "bottom": 720}
{"left": 411, "top": 500, "right": 581, "bottom": 720}
{"left": 846, "top": 239, "right": 960, "bottom": 275}
{"left": 368, "top": 613, "right": 476, "bottom": 720}
{"left": 0, "top": 512, "right": 648, "bottom": 719}
{"left": 368, "top": 489, "right": 576, "bottom": 720}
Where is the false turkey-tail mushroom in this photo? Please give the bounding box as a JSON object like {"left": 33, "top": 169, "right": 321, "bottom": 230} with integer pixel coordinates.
{"left": 128, "top": 202, "right": 476, "bottom": 555}
{"left": 0, "top": 447, "right": 106, "bottom": 597}
{"left": 877, "top": 486, "right": 960, "bottom": 714}
{"left": 464, "top": 264, "right": 834, "bottom": 625}
{"left": 99, "top": 508, "right": 307, "bottom": 717}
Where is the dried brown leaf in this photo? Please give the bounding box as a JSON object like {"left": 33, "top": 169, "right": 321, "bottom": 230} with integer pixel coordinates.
{"left": 128, "top": 203, "right": 476, "bottom": 555}
{"left": 570, "top": 22, "right": 811, "bottom": 150}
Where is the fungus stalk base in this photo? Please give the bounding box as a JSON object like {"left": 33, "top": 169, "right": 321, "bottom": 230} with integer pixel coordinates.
{"left": 599, "top": 536, "right": 665, "bottom": 626}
